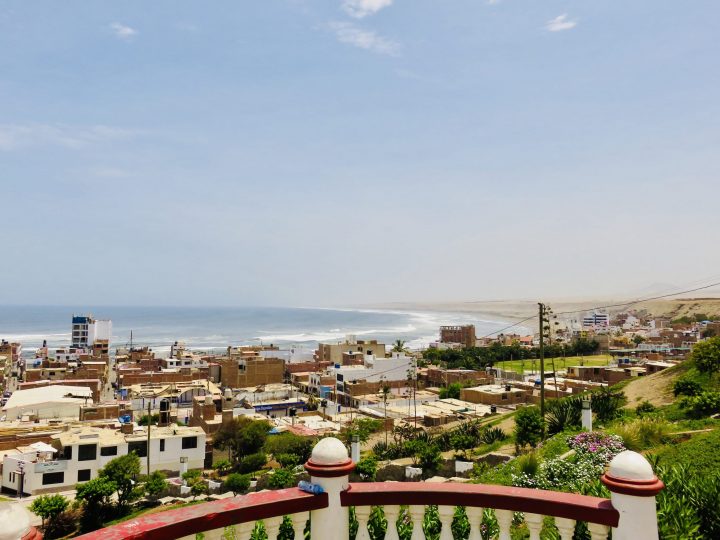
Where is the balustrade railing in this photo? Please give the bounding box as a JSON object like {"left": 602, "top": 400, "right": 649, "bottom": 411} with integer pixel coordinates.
{"left": 74, "top": 437, "right": 664, "bottom": 540}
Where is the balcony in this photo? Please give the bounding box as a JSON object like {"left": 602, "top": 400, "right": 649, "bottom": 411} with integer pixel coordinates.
{"left": 72, "top": 438, "right": 663, "bottom": 540}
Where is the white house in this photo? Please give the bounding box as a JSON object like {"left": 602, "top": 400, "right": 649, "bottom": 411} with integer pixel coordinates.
{"left": 1, "top": 425, "right": 206, "bottom": 495}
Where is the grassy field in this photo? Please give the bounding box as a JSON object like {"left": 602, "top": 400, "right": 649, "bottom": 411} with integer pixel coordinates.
{"left": 495, "top": 354, "right": 613, "bottom": 375}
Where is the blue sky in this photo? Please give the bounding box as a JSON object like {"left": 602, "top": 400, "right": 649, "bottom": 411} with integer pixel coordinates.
{"left": 1, "top": 1, "right": 719, "bottom": 306}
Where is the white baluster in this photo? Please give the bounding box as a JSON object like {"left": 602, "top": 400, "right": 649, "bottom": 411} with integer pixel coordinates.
{"left": 200, "top": 528, "right": 231, "bottom": 540}
{"left": 465, "top": 506, "right": 484, "bottom": 540}
{"left": 437, "top": 505, "right": 455, "bottom": 540}
{"left": 264, "top": 516, "right": 284, "bottom": 540}
{"left": 236, "top": 521, "right": 257, "bottom": 540}
{"left": 355, "top": 506, "right": 372, "bottom": 540}
{"left": 524, "top": 513, "right": 543, "bottom": 540}
{"left": 554, "top": 517, "right": 576, "bottom": 540}
{"left": 588, "top": 522, "right": 610, "bottom": 540}
{"left": 384, "top": 505, "right": 401, "bottom": 540}
{"left": 495, "top": 509, "right": 513, "bottom": 540}
{"left": 291, "top": 511, "right": 309, "bottom": 540}
{"left": 409, "top": 505, "right": 426, "bottom": 540}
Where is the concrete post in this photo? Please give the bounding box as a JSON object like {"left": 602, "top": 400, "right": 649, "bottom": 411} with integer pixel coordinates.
{"left": 351, "top": 434, "right": 360, "bottom": 463}
{"left": 304, "top": 437, "right": 354, "bottom": 540}
{"left": 601, "top": 450, "right": 664, "bottom": 540}
{"left": 581, "top": 398, "right": 592, "bottom": 431}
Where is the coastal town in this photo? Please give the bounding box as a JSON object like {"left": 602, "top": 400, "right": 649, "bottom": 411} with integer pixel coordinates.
{"left": 1, "top": 302, "right": 718, "bottom": 538}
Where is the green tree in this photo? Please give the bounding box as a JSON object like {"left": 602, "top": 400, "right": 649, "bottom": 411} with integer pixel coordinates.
{"left": 214, "top": 417, "right": 270, "bottom": 466}
{"left": 418, "top": 444, "right": 443, "bottom": 478}
{"left": 191, "top": 480, "right": 208, "bottom": 499}
{"left": 75, "top": 477, "right": 116, "bottom": 531}
{"left": 439, "top": 383, "right": 462, "bottom": 400}
{"left": 632, "top": 335, "right": 646, "bottom": 345}
{"left": 143, "top": 471, "right": 167, "bottom": 502}
{"left": 514, "top": 406, "right": 544, "bottom": 453}
{"left": 275, "top": 453, "right": 299, "bottom": 468}
{"left": 30, "top": 494, "right": 68, "bottom": 530}
{"left": 392, "top": 339, "right": 408, "bottom": 353}
{"left": 264, "top": 432, "right": 314, "bottom": 463}
{"left": 224, "top": 473, "right": 251, "bottom": 495}
{"left": 691, "top": 336, "right": 720, "bottom": 375}
{"left": 99, "top": 452, "right": 142, "bottom": 508}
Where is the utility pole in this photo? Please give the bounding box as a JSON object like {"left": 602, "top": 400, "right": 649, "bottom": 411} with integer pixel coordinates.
{"left": 538, "top": 302, "right": 546, "bottom": 436}
{"left": 146, "top": 402, "right": 151, "bottom": 476}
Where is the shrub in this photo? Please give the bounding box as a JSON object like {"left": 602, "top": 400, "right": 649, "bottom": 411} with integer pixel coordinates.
{"left": 274, "top": 453, "right": 300, "bottom": 468}
{"left": 480, "top": 426, "right": 507, "bottom": 445}
{"left": 439, "top": 383, "right": 462, "bottom": 399}
{"left": 224, "top": 473, "right": 251, "bottom": 495}
{"left": 680, "top": 391, "right": 720, "bottom": 418}
{"left": 635, "top": 401, "right": 656, "bottom": 416}
{"left": 591, "top": 387, "right": 626, "bottom": 423}
{"left": 612, "top": 418, "right": 670, "bottom": 451}
{"left": 545, "top": 396, "right": 582, "bottom": 435}
{"left": 418, "top": 445, "right": 443, "bottom": 478}
{"left": 264, "top": 432, "right": 314, "bottom": 463}
{"left": 355, "top": 456, "right": 378, "bottom": 481}
{"left": 213, "top": 459, "right": 232, "bottom": 475}
{"left": 567, "top": 431, "right": 625, "bottom": 465}
{"left": 237, "top": 452, "right": 267, "bottom": 474}
{"left": 674, "top": 377, "right": 703, "bottom": 397}
{"left": 514, "top": 406, "right": 544, "bottom": 452}
{"left": 143, "top": 471, "right": 167, "bottom": 501}
{"left": 268, "top": 468, "right": 295, "bottom": 489}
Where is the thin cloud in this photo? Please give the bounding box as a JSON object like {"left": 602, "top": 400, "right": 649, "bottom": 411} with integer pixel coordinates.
{"left": 329, "top": 21, "right": 400, "bottom": 56}
{"left": 110, "top": 22, "right": 138, "bottom": 40}
{"left": 342, "top": 0, "right": 393, "bottom": 19}
{"left": 0, "top": 124, "right": 142, "bottom": 151}
{"left": 545, "top": 14, "right": 577, "bottom": 32}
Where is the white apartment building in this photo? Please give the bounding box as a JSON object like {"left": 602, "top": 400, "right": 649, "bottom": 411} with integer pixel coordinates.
{"left": 71, "top": 315, "right": 112, "bottom": 348}
{"left": 1, "top": 425, "right": 206, "bottom": 496}
{"left": 582, "top": 312, "right": 610, "bottom": 329}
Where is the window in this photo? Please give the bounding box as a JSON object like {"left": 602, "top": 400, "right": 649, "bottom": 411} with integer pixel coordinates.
{"left": 9, "top": 472, "right": 15, "bottom": 483}
{"left": 61, "top": 446, "right": 72, "bottom": 460}
{"left": 78, "top": 444, "right": 97, "bottom": 461}
{"left": 100, "top": 446, "right": 118, "bottom": 457}
{"left": 160, "top": 439, "right": 165, "bottom": 452}
{"left": 181, "top": 436, "right": 198, "bottom": 449}
{"left": 78, "top": 469, "right": 91, "bottom": 482}
{"left": 128, "top": 440, "right": 147, "bottom": 457}
{"left": 42, "top": 472, "right": 65, "bottom": 485}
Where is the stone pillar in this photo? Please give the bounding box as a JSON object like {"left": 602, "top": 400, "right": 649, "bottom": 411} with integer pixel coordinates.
{"left": 304, "top": 437, "right": 354, "bottom": 539}
{"left": 351, "top": 434, "right": 360, "bottom": 463}
{"left": 601, "top": 450, "right": 664, "bottom": 540}
{"left": 0, "top": 502, "right": 42, "bottom": 540}
{"left": 581, "top": 398, "right": 592, "bottom": 431}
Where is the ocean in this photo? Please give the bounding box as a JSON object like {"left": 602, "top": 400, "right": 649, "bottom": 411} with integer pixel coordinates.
{"left": 0, "top": 305, "right": 517, "bottom": 357}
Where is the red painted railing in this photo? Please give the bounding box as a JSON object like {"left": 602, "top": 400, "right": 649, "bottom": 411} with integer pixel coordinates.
{"left": 341, "top": 482, "right": 620, "bottom": 527}
{"left": 74, "top": 488, "right": 329, "bottom": 540}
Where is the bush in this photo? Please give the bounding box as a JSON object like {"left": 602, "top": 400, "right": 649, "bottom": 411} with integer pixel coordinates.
{"left": 143, "top": 471, "right": 167, "bottom": 501}
{"left": 591, "top": 387, "right": 626, "bottom": 423}
{"left": 213, "top": 459, "right": 232, "bottom": 475}
{"left": 635, "top": 401, "right": 656, "bottom": 416}
{"left": 418, "top": 445, "right": 443, "bottom": 478}
{"left": 514, "top": 406, "right": 544, "bottom": 452}
{"left": 680, "top": 391, "right": 720, "bottom": 418}
{"left": 137, "top": 413, "right": 160, "bottom": 426}
{"left": 237, "top": 452, "right": 267, "bottom": 474}
{"left": 674, "top": 377, "right": 703, "bottom": 397}
{"left": 545, "top": 397, "right": 582, "bottom": 435}
{"left": 480, "top": 426, "right": 507, "bottom": 445}
{"left": 274, "top": 453, "right": 300, "bottom": 468}
{"left": 268, "top": 468, "right": 296, "bottom": 489}
{"left": 612, "top": 418, "right": 669, "bottom": 451}
{"left": 439, "top": 383, "right": 462, "bottom": 399}
{"left": 224, "top": 473, "right": 251, "bottom": 495}
{"left": 355, "top": 456, "right": 378, "bottom": 481}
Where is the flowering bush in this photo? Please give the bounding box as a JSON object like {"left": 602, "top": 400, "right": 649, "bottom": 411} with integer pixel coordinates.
{"left": 567, "top": 432, "right": 625, "bottom": 467}
{"left": 512, "top": 432, "right": 625, "bottom": 491}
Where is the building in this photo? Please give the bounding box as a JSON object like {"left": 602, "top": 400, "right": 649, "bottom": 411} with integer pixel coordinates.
{"left": 1, "top": 425, "right": 206, "bottom": 495}
{"left": 315, "top": 338, "right": 386, "bottom": 364}
{"left": 71, "top": 315, "right": 112, "bottom": 349}
{"left": 459, "top": 384, "right": 528, "bottom": 406}
{"left": 439, "top": 325, "right": 476, "bottom": 348}
{"left": 582, "top": 312, "right": 610, "bottom": 329}
{"left": 218, "top": 348, "right": 284, "bottom": 388}
{"left": 2, "top": 385, "right": 93, "bottom": 421}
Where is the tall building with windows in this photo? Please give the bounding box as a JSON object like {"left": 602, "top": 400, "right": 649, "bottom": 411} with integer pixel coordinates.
{"left": 71, "top": 315, "right": 112, "bottom": 348}
{"left": 582, "top": 312, "right": 610, "bottom": 329}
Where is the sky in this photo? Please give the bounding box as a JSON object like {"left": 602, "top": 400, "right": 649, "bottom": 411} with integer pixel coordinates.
{"left": 1, "top": 1, "right": 719, "bottom": 307}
